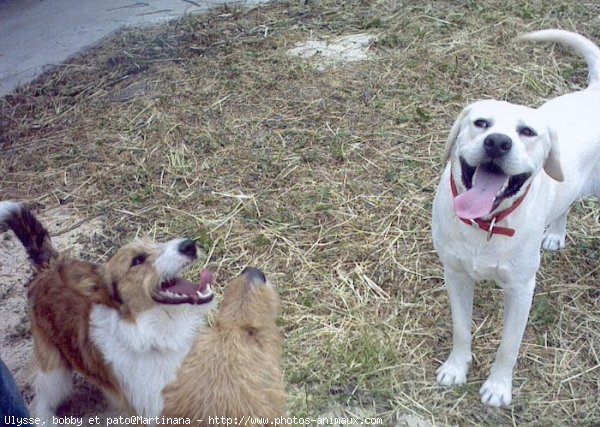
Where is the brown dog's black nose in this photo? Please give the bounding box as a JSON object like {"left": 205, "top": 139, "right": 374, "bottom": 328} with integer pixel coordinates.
{"left": 241, "top": 267, "right": 266, "bottom": 284}
{"left": 484, "top": 133, "right": 512, "bottom": 158}
{"left": 178, "top": 239, "right": 197, "bottom": 259}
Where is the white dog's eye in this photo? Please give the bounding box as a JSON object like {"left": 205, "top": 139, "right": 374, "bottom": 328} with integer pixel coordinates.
{"left": 518, "top": 126, "right": 537, "bottom": 137}
{"left": 473, "top": 119, "right": 490, "bottom": 129}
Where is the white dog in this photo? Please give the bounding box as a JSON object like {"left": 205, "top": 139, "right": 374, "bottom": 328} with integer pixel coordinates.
{"left": 432, "top": 30, "right": 600, "bottom": 407}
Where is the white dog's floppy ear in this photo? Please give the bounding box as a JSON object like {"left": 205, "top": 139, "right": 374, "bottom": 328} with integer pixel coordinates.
{"left": 443, "top": 106, "right": 470, "bottom": 163}
{"left": 544, "top": 128, "right": 564, "bottom": 182}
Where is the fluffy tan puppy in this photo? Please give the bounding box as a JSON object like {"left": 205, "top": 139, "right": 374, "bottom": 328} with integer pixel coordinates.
{"left": 161, "top": 267, "right": 286, "bottom": 426}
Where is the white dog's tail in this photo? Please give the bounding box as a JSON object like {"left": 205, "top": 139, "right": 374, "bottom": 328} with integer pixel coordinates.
{"left": 518, "top": 29, "right": 600, "bottom": 89}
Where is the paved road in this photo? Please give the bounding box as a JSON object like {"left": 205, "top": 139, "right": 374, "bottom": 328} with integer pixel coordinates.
{"left": 0, "top": 0, "right": 268, "bottom": 96}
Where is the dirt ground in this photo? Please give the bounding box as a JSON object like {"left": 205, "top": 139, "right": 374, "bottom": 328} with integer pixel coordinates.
{"left": 1, "top": 1, "right": 599, "bottom": 426}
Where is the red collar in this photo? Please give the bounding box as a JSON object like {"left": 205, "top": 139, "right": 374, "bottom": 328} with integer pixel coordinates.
{"left": 450, "top": 173, "right": 530, "bottom": 239}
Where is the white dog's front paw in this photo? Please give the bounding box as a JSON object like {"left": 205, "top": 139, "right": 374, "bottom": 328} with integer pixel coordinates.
{"left": 436, "top": 357, "right": 470, "bottom": 386}
{"left": 542, "top": 232, "right": 565, "bottom": 251}
{"left": 479, "top": 376, "right": 512, "bottom": 407}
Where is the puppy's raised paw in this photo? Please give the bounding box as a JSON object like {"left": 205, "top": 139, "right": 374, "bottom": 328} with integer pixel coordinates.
{"left": 479, "top": 377, "right": 512, "bottom": 407}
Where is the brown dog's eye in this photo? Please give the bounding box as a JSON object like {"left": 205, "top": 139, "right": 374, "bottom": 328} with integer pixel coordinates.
{"left": 131, "top": 254, "right": 147, "bottom": 267}
{"left": 474, "top": 119, "right": 490, "bottom": 129}
{"left": 244, "top": 326, "right": 258, "bottom": 337}
{"left": 519, "top": 126, "right": 537, "bottom": 137}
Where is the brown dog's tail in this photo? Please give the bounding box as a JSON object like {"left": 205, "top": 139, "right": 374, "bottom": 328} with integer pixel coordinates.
{"left": 0, "top": 201, "right": 58, "bottom": 270}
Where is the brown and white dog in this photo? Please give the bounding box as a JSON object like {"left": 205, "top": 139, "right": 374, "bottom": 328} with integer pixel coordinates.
{"left": 0, "top": 201, "right": 216, "bottom": 425}
{"left": 161, "top": 267, "right": 286, "bottom": 426}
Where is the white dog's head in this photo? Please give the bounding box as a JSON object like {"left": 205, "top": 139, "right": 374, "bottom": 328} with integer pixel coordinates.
{"left": 443, "top": 99, "right": 564, "bottom": 220}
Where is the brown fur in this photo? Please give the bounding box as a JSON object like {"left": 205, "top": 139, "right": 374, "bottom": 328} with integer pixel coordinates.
{"left": 2, "top": 202, "right": 214, "bottom": 420}
{"left": 29, "top": 239, "right": 202, "bottom": 410}
{"left": 161, "top": 273, "right": 286, "bottom": 425}
{"left": 103, "top": 240, "right": 172, "bottom": 321}
{"left": 28, "top": 255, "right": 122, "bottom": 394}
{"left": 28, "top": 239, "right": 178, "bottom": 412}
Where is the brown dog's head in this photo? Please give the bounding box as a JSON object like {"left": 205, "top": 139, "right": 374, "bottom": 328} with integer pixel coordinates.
{"left": 105, "top": 237, "right": 215, "bottom": 318}
{"left": 216, "top": 267, "right": 281, "bottom": 344}
{"left": 161, "top": 267, "right": 285, "bottom": 421}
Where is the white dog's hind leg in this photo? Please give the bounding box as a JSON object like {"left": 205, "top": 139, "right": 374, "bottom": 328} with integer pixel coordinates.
{"left": 480, "top": 277, "right": 535, "bottom": 407}
{"left": 542, "top": 211, "right": 568, "bottom": 251}
{"left": 437, "top": 269, "right": 475, "bottom": 386}
{"left": 33, "top": 367, "right": 73, "bottom": 426}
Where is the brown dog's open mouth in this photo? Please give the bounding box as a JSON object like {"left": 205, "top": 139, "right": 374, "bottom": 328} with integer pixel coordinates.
{"left": 152, "top": 269, "right": 214, "bottom": 305}
{"left": 455, "top": 157, "right": 531, "bottom": 219}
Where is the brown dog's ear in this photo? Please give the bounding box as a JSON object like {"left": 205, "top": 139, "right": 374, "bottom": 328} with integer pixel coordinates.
{"left": 544, "top": 128, "right": 564, "bottom": 182}
{"left": 64, "top": 262, "right": 120, "bottom": 307}
{"left": 443, "top": 106, "right": 471, "bottom": 163}
{"left": 93, "top": 264, "right": 123, "bottom": 309}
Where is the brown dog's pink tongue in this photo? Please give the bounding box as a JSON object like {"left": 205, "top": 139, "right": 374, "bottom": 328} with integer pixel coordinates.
{"left": 454, "top": 168, "right": 507, "bottom": 220}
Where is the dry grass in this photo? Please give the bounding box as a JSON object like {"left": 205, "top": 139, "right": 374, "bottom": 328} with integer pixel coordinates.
{"left": 1, "top": 0, "right": 599, "bottom": 425}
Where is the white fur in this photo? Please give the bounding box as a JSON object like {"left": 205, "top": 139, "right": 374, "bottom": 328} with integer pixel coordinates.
{"left": 0, "top": 201, "right": 21, "bottom": 222}
{"left": 90, "top": 303, "right": 211, "bottom": 417}
{"left": 432, "top": 30, "right": 600, "bottom": 407}
{"left": 88, "top": 236, "right": 215, "bottom": 417}
{"left": 154, "top": 238, "right": 193, "bottom": 279}
{"left": 518, "top": 29, "right": 600, "bottom": 89}
{"left": 28, "top": 236, "right": 215, "bottom": 421}
{"left": 34, "top": 368, "right": 73, "bottom": 427}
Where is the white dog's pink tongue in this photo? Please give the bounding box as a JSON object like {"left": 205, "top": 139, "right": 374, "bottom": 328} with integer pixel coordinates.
{"left": 454, "top": 168, "right": 507, "bottom": 220}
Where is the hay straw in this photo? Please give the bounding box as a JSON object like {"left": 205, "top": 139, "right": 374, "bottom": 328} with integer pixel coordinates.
{"left": 1, "top": 0, "right": 598, "bottom": 425}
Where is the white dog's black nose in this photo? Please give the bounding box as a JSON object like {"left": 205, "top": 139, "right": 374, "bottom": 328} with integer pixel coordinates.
{"left": 484, "top": 133, "right": 512, "bottom": 158}
{"left": 178, "top": 239, "right": 197, "bottom": 259}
